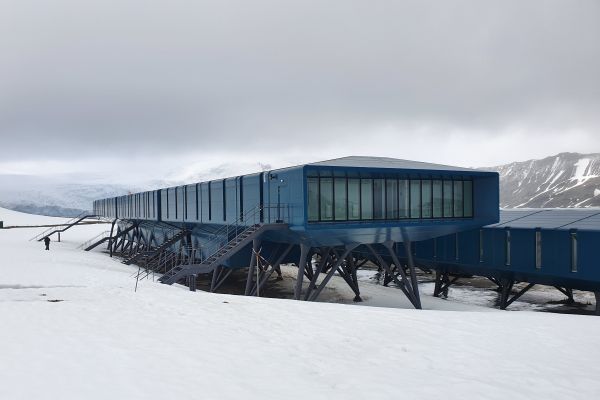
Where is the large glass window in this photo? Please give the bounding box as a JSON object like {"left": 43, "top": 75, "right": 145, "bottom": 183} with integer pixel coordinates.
{"left": 307, "top": 178, "right": 319, "bottom": 222}
{"left": 421, "top": 180, "right": 432, "bottom": 218}
{"left": 386, "top": 179, "right": 398, "bottom": 219}
{"left": 348, "top": 179, "right": 360, "bottom": 220}
{"left": 463, "top": 180, "right": 473, "bottom": 217}
{"left": 432, "top": 180, "right": 442, "bottom": 218}
{"left": 306, "top": 175, "right": 473, "bottom": 222}
{"left": 453, "top": 181, "right": 463, "bottom": 217}
{"left": 398, "top": 179, "right": 409, "bottom": 218}
{"left": 443, "top": 180, "right": 453, "bottom": 217}
{"left": 410, "top": 180, "right": 421, "bottom": 219}
{"left": 361, "top": 179, "right": 373, "bottom": 219}
{"left": 334, "top": 178, "right": 347, "bottom": 221}
{"left": 320, "top": 178, "right": 333, "bottom": 221}
{"left": 373, "top": 179, "right": 385, "bottom": 219}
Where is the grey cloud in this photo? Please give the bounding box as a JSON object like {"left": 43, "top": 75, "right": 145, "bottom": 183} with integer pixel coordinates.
{"left": 0, "top": 0, "right": 599, "bottom": 167}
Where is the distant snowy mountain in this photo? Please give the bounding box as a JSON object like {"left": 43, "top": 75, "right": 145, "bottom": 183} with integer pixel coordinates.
{"left": 0, "top": 175, "right": 150, "bottom": 217}
{"left": 484, "top": 152, "right": 600, "bottom": 208}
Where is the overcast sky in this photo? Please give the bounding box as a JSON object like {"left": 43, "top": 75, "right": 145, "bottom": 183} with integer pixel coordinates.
{"left": 0, "top": 0, "right": 599, "bottom": 182}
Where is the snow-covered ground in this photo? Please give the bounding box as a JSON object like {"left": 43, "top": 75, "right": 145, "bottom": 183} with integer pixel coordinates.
{"left": 1, "top": 207, "right": 600, "bottom": 399}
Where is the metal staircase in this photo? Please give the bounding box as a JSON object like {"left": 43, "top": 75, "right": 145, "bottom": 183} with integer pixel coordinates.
{"left": 158, "top": 205, "right": 288, "bottom": 286}
{"left": 122, "top": 228, "right": 188, "bottom": 265}
{"left": 159, "top": 224, "right": 266, "bottom": 284}
{"left": 29, "top": 212, "right": 98, "bottom": 242}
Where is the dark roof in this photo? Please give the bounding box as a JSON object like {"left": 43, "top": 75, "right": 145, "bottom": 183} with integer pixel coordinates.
{"left": 488, "top": 208, "right": 600, "bottom": 231}
{"left": 308, "top": 156, "right": 480, "bottom": 172}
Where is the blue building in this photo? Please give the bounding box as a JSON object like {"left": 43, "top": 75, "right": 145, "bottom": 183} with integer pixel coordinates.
{"left": 414, "top": 208, "right": 600, "bottom": 311}
{"left": 92, "top": 156, "right": 499, "bottom": 307}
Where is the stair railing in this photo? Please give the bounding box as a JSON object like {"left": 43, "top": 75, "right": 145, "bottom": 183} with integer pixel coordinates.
{"left": 77, "top": 230, "right": 111, "bottom": 250}
{"left": 29, "top": 211, "right": 95, "bottom": 242}
{"left": 197, "top": 203, "right": 289, "bottom": 265}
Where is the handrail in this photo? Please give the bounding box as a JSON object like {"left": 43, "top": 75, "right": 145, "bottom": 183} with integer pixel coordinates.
{"left": 197, "top": 203, "right": 289, "bottom": 264}
{"left": 77, "top": 230, "right": 111, "bottom": 250}
{"left": 29, "top": 211, "right": 94, "bottom": 242}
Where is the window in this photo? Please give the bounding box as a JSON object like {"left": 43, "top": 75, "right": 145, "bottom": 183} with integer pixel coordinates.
{"left": 505, "top": 229, "right": 511, "bottom": 266}
{"left": 222, "top": 180, "right": 226, "bottom": 221}
{"left": 307, "top": 178, "right": 319, "bottom": 222}
{"left": 195, "top": 184, "right": 200, "bottom": 220}
{"left": 373, "top": 179, "right": 385, "bottom": 219}
{"left": 432, "top": 180, "right": 442, "bottom": 218}
{"left": 421, "top": 180, "right": 432, "bottom": 218}
{"left": 186, "top": 185, "right": 197, "bottom": 221}
{"left": 334, "top": 178, "right": 347, "bottom": 221}
{"left": 386, "top": 179, "right": 398, "bottom": 219}
{"left": 361, "top": 179, "right": 373, "bottom": 219}
{"left": 463, "top": 180, "right": 473, "bottom": 217}
{"left": 535, "top": 229, "right": 542, "bottom": 269}
{"left": 320, "top": 178, "right": 333, "bottom": 221}
{"left": 410, "top": 180, "right": 421, "bottom": 219}
{"left": 399, "top": 179, "right": 409, "bottom": 218}
{"left": 453, "top": 181, "right": 463, "bottom": 217}
{"left": 175, "top": 188, "right": 178, "bottom": 219}
{"left": 306, "top": 174, "right": 471, "bottom": 222}
{"left": 208, "top": 182, "right": 212, "bottom": 220}
{"left": 348, "top": 179, "right": 360, "bottom": 220}
{"left": 571, "top": 231, "right": 577, "bottom": 272}
{"left": 443, "top": 180, "right": 453, "bottom": 217}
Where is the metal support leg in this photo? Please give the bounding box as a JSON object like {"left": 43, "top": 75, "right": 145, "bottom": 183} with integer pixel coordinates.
{"left": 212, "top": 268, "right": 233, "bottom": 293}
{"left": 304, "top": 248, "right": 330, "bottom": 301}
{"left": 400, "top": 232, "right": 422, "bottom": 309}
{"left": 499, "top": 279, "right": 535, "bottom": 310}
{"left": 554, "top": 286, "right": 574, "bottom": 303}
{"left": 295, "top": 244, "right": 309, "bottom": 300}
{"left": 349, "top": 254, "right": 362, "bottom": 302}
{"left": 433, "top": 270, "right": 443, "bottom": 297}
{"left": 505, "top": 283, "right": 535, "bottom": 309}
{"left": 250, "top": 244, "right": 294, "bottom": 297}
{"left": 366, "top": 243, "right": 416, "bottom": 307}
{"left": 309, "top": 244, "right": 358, "bottom": 302}
{"left": 433, "top": 271, "right": 457, "bottom": 298}
{"left": 595, "top": 292, "right": 600, "bottom": 316}
{"left": 244, "top": 239, "right": 261, "bottom": 296}
{"left": 188, "top": 275, "right": 197, "bottom": 292}
{"left": 211, "top": 266, "right": 221, "bottom": 292}
{"left": 381, "top": 240, "right": 422, "bottom": 309}
{"left": 499, "top": 278, "right": 514, "bottom": 310}
{"left": 108, "top": 219, "right": 117, "bottom": 257}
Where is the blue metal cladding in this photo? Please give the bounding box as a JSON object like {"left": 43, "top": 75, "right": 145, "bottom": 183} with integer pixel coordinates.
{"left": 94, "top": 157, "right": 500, "bottom": 248}
{"left": 414, "top": 210, "right": 600, "bottom": 291}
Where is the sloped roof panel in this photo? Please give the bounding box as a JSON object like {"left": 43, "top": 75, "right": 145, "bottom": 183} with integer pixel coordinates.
{"left": 308, "top": 156, "right": 480, "bottom": 172}
{"left": 488, "top": 209, "right": 600, "bottom": 231}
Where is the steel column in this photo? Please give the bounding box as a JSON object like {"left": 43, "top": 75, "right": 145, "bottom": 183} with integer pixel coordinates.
{"left": 309, "top": 244, "right": 357, "bottom": 302}
{"left": 304, "top": 247, "right": 330, "bottom": 301}
{"left": 294, "top": 244, "right": 309, "bottom": 300}
{"left": 244, "top": 239, "right": 261, "bottom": 296}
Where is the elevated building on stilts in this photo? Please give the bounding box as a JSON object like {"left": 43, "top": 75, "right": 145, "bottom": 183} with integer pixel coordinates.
{"left": 92, "top": 156, "right": 499, "bottom": 307}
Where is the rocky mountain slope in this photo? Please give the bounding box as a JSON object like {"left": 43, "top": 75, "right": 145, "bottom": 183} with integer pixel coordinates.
{"left": 484, "top": 152, "right": 600, "bottom": 208}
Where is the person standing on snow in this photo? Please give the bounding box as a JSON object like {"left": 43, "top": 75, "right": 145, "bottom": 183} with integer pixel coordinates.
{"left": 44, "top": 236, "right": 50, "bottom": 251}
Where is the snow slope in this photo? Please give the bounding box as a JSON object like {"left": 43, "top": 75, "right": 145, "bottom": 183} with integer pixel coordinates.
{"left": 1, "top": 207, "right": 600, "bottom": 399}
